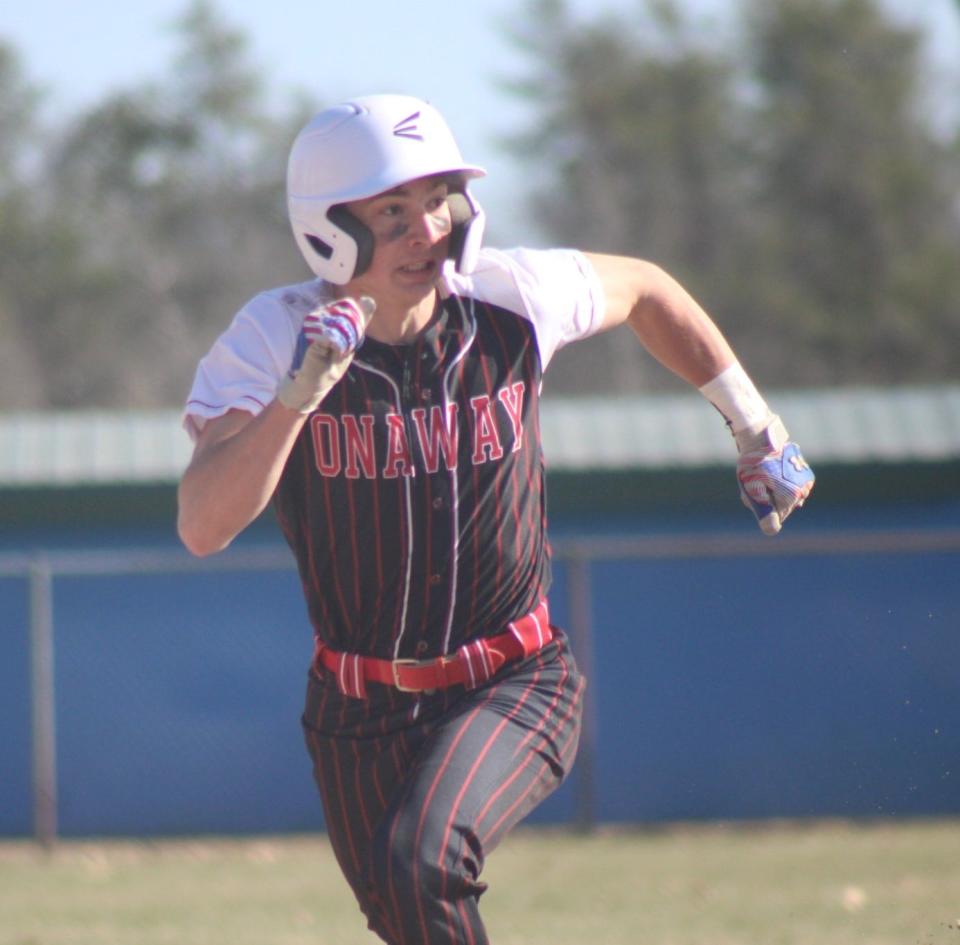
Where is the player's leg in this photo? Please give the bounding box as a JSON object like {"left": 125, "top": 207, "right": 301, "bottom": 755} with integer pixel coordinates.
{"left": 364, "top": 631, "right": 585, "bottom": 945}
{"left": 302, "top": 689, "right": 422, "bottom": 942}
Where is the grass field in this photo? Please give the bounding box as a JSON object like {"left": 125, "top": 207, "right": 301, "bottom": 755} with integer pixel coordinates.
{"left": 2, "top": 819, "right": 958, "bottom": 945}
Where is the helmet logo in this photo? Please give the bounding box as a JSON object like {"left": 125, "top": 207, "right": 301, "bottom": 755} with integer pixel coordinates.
{"left": 393, "top": 112, "right": 424, "bottom": 141}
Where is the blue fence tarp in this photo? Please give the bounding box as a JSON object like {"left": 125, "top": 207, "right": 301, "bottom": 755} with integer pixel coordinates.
{"left": 2, "top": 501, "right": 959, "bottom": 837}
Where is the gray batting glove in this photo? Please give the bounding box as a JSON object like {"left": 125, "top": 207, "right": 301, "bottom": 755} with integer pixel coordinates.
{"left": 277, "top": 296, "right": 376, "bottom": 414}
{"left": 734, "top": 416, "right": 815, "bottom": 535}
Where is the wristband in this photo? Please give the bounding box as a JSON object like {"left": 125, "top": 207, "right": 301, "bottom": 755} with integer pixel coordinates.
{"left": 699, "top": 362, "right": 772, "bottom": 435}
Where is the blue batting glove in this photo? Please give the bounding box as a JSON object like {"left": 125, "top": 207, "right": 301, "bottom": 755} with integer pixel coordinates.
{"left": 735, "top": 417, "right": 815, "bottom": 535}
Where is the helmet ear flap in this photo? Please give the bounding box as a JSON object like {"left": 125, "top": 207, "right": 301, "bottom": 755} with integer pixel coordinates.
{"left": 298, "top": 206, "right": 375, "bottom": 284}
{"left": 328, "top": 206, "right": 375, "bottom": 278}
{"left": 446, "top": 190, "right": 486, "bottom": 275}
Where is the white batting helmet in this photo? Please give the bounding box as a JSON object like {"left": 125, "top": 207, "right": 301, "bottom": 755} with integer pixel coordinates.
{"left": 287, "top": 94, "right": 487, "bottom": 284}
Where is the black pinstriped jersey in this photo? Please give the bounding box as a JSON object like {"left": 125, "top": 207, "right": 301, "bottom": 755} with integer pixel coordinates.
{"left": 184, "top": 247, "right": 606, "bottom": 662}
{"left": 275, "top": 292, "right": 547, "bottom": 661}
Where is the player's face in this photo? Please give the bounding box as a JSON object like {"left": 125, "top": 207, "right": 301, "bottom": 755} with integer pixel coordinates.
{"left": 344, "top": 175, "right": 453, "bottom": 304}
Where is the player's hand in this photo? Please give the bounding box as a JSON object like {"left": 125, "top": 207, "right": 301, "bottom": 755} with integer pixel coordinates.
{"left": 734, "top": 416, "right": 814, "bottom": 536}
{"left": 277, "top": 296, "right": 376, "bottom": 414}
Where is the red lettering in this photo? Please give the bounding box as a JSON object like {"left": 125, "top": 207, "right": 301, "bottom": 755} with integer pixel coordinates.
{"left": 497, "top": 382, "right": 525, "bottom": 453}
{"left": 412, "top": 404, "right": 459, "bottom": 473}
{"left": 310, "top": 414, "right": 341, "bottom": 477}
{"left": 470, "top": 395, "right": 504, "bottom": 464}
{"left": 343, "top": 414, "right": 376, "bottom": 479}
{"left": 383, "top": 413, "right": 414, "bottom": 478}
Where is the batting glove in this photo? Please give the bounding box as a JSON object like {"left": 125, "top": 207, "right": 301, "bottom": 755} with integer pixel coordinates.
{"left": 734, "top": 416, "right": 815, "bottom": 536}
{"left": 278, "top": 296, "right": 375, "bottom": 414}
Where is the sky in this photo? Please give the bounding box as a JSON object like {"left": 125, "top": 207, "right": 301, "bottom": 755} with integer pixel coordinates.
{"left": 3, "top": 0, "right": 959, "bottom": 244}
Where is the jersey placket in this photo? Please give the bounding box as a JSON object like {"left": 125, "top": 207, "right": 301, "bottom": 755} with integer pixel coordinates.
{"left": 403, "top": 336, "right": 459, "bottom": 662}
{"left": 350, "top": 353, "right": 417, "bottom": 661}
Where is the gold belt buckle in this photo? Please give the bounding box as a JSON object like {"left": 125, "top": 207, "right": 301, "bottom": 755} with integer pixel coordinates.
{"left": 390, "top": 658, "right": 423, "bottom": 693}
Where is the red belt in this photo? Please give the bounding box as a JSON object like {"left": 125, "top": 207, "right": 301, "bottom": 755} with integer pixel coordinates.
{"left": 312, "top": 600, "right": 552, "bottom": 699}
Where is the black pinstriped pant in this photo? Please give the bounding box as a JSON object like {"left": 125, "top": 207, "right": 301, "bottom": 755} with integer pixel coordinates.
{"left": 302, "top": 629, "right": 585, "bottom": 945}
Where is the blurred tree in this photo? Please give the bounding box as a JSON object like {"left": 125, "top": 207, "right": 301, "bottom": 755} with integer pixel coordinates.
{"left": 4, "top": 0, "right": 958, "bottom": 407}
{"left": 505, "top": 0, "right": 960, "bottom": 392}
{"left": 503, "top": 0, "right": 750, "bottom": 393}
{"left": 29, "top": 0, "right": 316, "bottom": 407}
{"left": 739, "top": 0, "right": 960, "bottom": 385}
{"left": 0, "top": 41, "right": 56, "bottom": 407}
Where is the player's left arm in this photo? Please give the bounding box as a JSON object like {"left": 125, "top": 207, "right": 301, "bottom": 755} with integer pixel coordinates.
{"left": 583, "top": 252, "right": 815, "bottom": 535}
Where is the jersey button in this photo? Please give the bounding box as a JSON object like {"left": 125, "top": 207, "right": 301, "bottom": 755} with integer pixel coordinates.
{"left": 432, "top": 496, "right": 444, "bottom": 510}
{"left": 420, "top": 388, "right": 432, "bottom": 402}
{"left": 429, "top": 573, "right": 442, "bottom": 586}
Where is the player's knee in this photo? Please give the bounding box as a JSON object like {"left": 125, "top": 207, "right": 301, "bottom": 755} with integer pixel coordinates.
{"left": 364, "top": 817, "right": 488, "bottom": 944}
{"left": 370, "top": 816, "right": 484, "bottom": 902}
{"left": 367, "top": 814, "right": 424, "bottom": 900}
{"left": 357, "top": 819, "right": 426, "bottom": 942}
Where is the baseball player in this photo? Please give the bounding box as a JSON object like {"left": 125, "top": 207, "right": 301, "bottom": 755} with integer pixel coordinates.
{"left": 178, "top": 94, "right": 814, "bottom": 944}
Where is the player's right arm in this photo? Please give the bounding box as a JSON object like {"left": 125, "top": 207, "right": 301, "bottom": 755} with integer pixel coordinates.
{"left": 177, "top": 401, "right": 309, "bottom": 557}
{"left": 178, "top": 295, "right": 374, "bottom": 556}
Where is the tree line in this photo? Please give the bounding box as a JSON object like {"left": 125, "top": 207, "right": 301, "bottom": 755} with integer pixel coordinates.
{"left": 1, "top": 0, "right": 958, "bottom": 408}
